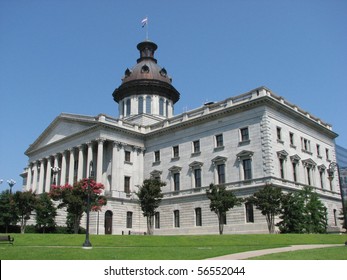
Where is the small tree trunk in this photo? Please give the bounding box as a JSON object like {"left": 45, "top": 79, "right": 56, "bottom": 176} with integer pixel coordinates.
{"left": 74, "top": 215, "right": 81, "bottom": 234}
{"left": 218, "top": 214, "right": 224, "bottom": 235}
{"left": 147, "top": 216, "right": 154, "bottom": 235}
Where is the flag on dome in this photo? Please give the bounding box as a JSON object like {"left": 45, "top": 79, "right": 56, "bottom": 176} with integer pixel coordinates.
{"left": 141, "top": 17, "right": 148, "bottom": 28}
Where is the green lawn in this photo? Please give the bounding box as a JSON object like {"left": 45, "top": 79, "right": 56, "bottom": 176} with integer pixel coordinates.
{"left": 0, "top": 233, "right": 345, "bottom": 260}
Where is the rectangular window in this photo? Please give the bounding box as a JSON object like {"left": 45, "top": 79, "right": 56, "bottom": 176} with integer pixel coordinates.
{"left": 292, "top": 162, "right": 297, "bottom": 182}
{"left": 301, "top": 137, "right": 311, "bottom": 152}
{"left": 195, "top": 208, "right": 202, "bottom": 226}
{"left": 243, "top": 159, "right": 252, "bottom": 180}
{"left": 174, "top": 173, "right": 180, "bottom": 191}
{"left": 124, "top": 176, "right": 130, "bottom": 194}
{"left": 240, "top": 127, "right": 249, "bottom": 142}
{"left": 126, "top": 212, "right": 133, "bottom": 228}
{"left": 326, "top": 148, "right": 330, "bottom": 160}
{"left": 154, "top": 151, "right": 160, "bottom": 162}
{"left": 155, "top": 212, "right": 160, "bottom": 229}
{"left": 217, "top": 164, "right": 225, "bottom": 184}
{"left": 320, "top": 170, "right": 324, "bottom": 189}
{"left": 172, "top": 145, "right": 179, "bottom": 158}
{"left": 289, "top": 132, "right": 294, "bottom": 145}
{"left": 174, "top": 210, "right": 180, "bottom": 228}
{"left": 277, "top": 127, "right": 282, "bottom": 141}
{"left": 245, "top": 203, "right": 254, "bottom": 223}
{"left": 193, "top": 140, "right": 200, "bottom": 153}
{"left": 306, "top": 167, "right": 312, "bottom": 185}
{"left": 194, "top": 168, "right": 202, "bottom": 188}
{"left": 221, "top": 212, "right": 227, "bottom": 225}
{"left": 125, "top": 151, "right": 131, "bottom": 162}
{"left": 215, "top": 134, "right": 223, "bottom": 147}
{"left": 317, "top": 144, "right": 320, "bottom": 157}
{"left": 279, "top": 158, "right": 285, "bottom": 179}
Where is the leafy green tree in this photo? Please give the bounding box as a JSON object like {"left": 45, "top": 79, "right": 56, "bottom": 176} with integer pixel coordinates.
{"left": 136, "top": 178, "right": 165, "bottom": 235}
{"left": 277, "top": 192, "right": 306, "bottom": 233}
{"left": 12, "top": 190, "right": 37, "bottom": 233}
{"left": 49, "top": 179, "right": 107, "bottom": 234}
{"left": 247, "top": 185, "right": 283, "bottom": 234}
{"left": 35, "top": 192, "right": 57, "bottom": 233}
{"left": 303, "top": 186, "right": 327, "bottom": 233}
{"left": 0, "top": 190, "right": 18, "bottom": 233}
{"left": 278, "top": 186, "right": 327, "bottom": 233}
{"left": 206, "top": 183, "right": 242, "bottom": 235}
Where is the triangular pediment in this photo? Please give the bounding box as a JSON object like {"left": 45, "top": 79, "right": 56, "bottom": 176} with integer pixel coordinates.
{"left": 26, "top": 113, "right": 97, "bottom": 154}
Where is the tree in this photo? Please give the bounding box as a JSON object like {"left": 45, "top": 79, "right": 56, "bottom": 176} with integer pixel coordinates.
{"left": 247, "top": 185, "right": 283, "bottom": 234}
{"left": 12, "top": 190, "right": 37, "bottom": 233}
{"left": 49, "top": 178, "right": 107, "bottom": 234}
{"left": 136, "top": 178, "right": 165, "bottom": 235}
{"left": 0, "top": 190, "right": 18, "bottom": 233}
{"left": 277, "top": 192, "right": 306, "bottom": 233}
{"left": 35, "top": 192, "right": 57, "bottom": 233}
{"left": 206, "top": 183, "right": 242, "bottom": 235}
{"left": 278, "top": 186, "right": 327, "bottom": 233}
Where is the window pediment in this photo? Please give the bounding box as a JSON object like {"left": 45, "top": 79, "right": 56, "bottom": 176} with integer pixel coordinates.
{"left": 290, "top": 154, "right": 301, "bottom": 163}
{"left": 302, "top": 158, "right": 317, "bottom": 168}
{"left": 277, "top": 150, "right": 288, "bottom": 159}
{"left": 168, "top": 165, "right": 182, "bottom": 173}
{"left": 236, "top": 150, "right": 254, "bottom": 159}
{"left": 211, "top": 156, "right": 227, "bottom": 164}
{"left": 189, "top": 161, "right": 204, "bottom": 168}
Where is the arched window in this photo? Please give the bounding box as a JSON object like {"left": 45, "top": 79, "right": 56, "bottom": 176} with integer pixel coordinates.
{"left": 146, "top": 96, "right": 151, "bottom": 114}
{"left": 138, "top": 96, "right": 144, "bottom": 114}
{"left": 126, "top": 99, "right": 131, "bottom": 116}
{"left": 159, "top": 98, "right": 164, "bottom": 116}
{"left": 166, "top": 100, "right": 169, "bottom": 117}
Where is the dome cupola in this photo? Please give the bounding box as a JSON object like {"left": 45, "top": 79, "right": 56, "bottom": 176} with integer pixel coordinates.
{"left": 112, "top": 41, "right": 180, "bottom": 123}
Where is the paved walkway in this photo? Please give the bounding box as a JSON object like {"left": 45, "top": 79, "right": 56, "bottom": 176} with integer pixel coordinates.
{"left": 206, "top": 244, "right": 344, "bottom": 260}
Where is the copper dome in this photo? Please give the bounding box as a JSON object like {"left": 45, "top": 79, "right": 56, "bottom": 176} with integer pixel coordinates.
{"left": 112, "top": 41, "right": 180, "bottom": 104}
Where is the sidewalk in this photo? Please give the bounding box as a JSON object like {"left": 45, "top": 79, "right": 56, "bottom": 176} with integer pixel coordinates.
{"left": 206, "top": 244, "right": 343, "bottom": 260}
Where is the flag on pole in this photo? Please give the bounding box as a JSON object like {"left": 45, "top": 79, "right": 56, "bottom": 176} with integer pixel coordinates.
{"left": 141, "top": 17, "right": 148, "bottom": 28}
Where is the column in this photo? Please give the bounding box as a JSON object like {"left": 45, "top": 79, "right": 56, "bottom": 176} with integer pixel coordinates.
{"left": 86, "top": 142, "right": 93, "bottom": 178}
{"left": 32, "top": 162, "right": 38, "bottom": 192}
{"left": 26, "top": 164, "right": 32, "bottom": 191}
{"left": 45, "top": 157, "right": 52, "bottom": 191}
{"left": 111, "top": 142, "right": 118, "bottom": 193}
{"left": 77, "top": 145, "right": 84, "bottom": 181}
{"left": 97, "top": 139, "right": 105, "bottom": 183}
{"left": 68, "top": 148, "right": 75, "bottom": 185}
{"left": 38, "top": 160, "right": 45, "bottom": 194}
{"left": 61, "top": 151, "right": 67, "bottom": 184}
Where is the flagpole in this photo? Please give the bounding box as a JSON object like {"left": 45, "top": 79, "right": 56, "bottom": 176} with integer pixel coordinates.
{"left": 146, "top": 17, "right": 149, "bottom": 40}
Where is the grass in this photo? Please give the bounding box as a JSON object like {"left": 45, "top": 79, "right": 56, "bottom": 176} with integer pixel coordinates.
{"left": 0, "top": 233, "right": 346, "bottom": 260}
{"left": 249, "top": 246, "right": 347, "bottom": 260}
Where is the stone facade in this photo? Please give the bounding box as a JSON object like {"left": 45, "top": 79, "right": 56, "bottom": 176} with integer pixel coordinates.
{"left": 22, "top": 41, "right": 344, "bottom": 235}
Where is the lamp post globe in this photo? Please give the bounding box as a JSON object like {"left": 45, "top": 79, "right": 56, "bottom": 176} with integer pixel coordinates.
{"left": 51, "top": 166, "right": 61, "bottom": 185}
{"left": 7, "top": 179, "right": 16, "bottom": 194}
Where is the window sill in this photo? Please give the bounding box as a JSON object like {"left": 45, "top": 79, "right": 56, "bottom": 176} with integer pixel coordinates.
{"left": 277, "top": 139, "right": 284, "bottom": 144}
{"left": 152, "top": 161, "right": 161, "bottom": 166}
{"left": 191, "top": 151, "right": 201, "bottom": 157}
{"left": 124, "top": 161, "right": 133, "bottom": 165}
{"left": 214, "top": 146, "right": 225, "bottom": 152}
{"left": 238, "top": 140, "right": 250, "bottom": 146}
{"left": 171, "top": 157, "right": 180, "bottom": 162}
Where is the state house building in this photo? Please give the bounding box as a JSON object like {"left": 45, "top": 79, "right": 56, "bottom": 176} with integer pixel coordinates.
{"left": 22, "top": 40, "right": 343, "bottom": 235}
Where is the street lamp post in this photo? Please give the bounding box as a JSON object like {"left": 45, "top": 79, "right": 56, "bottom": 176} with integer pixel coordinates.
{"left": 83, "top": 161, "right": 94, "bottom": 249}
{"left": 327, "top": 162, "right": 347, "bottom": 245}
{"left": 51, "top": 166, "right": 61, "bottom": 185}
{"left": 7, "top": 179, "right": 16, "bottom": 194}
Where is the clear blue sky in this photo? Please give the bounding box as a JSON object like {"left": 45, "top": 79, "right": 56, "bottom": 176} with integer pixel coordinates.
{"left": 1, "top": 0, "right": 346, "bottom": 193}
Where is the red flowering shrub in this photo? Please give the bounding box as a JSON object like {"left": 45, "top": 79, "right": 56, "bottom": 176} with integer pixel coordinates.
{"left": 49, "top": 179, "right": 107, "bottom": 234}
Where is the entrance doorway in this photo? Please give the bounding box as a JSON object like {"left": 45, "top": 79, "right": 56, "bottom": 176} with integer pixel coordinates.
{"left": 105, "top": 210, "right": 113, "bottom": 234}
